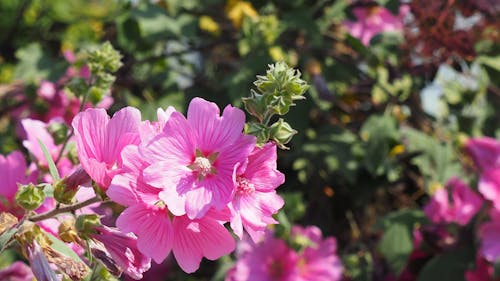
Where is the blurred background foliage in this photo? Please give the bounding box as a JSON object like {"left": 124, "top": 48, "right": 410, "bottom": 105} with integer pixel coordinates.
{"left": 0, "top": 0, "right": 499, "bottom": 280}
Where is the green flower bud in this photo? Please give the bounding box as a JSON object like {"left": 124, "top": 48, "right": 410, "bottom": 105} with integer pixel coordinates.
{"left": 88, "top": 86, "right": 106, "bottom": 105}
{"left": 88, "top": 42, "right": 123, "bottom": 74}
{"left": 254, "top": 61, "right": 308, "bottom": 101}
{"left": 242, "top": 90, "right": 267, "bottom": 121}
{"left": 66, "top": 77, "right": 89, "bottom": 98}
{"left": 245, "top": 122, "right": 270, "bottom": 145}
{"left": 269, "top": 118, "right": 297, "bottom": 149}
{"left": 75, "top": 214, "right": 101, "bottom": 238}
{"left": 47, "top": 122, "right": 68, "bottom": 145}
{"left": 15, "top": 183, "right": 45, "bottom": 211}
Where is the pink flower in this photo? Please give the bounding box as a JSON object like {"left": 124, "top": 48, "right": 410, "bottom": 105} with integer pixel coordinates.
{"left": 37, "top": 80, "right": 56, "bottom": 99}
{"left": 72, "top": 107, "right": 142, "bottom": 190}
{"left": 90, "top": 226, "right": 151, "bottom": 280}
{"left": 229, "top": 142, "right": 285, "bottom": 242}
{"left": 226, "top": 233, "right": 298, "bottom": 281}
{"left": 478, "top": 169, "right": 500, "bottom": 211}
{"left": 20, "top": 118, "right": 75, "bottom": 180}
{"left": 463, "top": 137, "right": 500, "bottom": 211}
{"left": 0, "top": 261, "right": 35, "bottom": 281}
{"left": 464, "top": 137, "right": 500, "bottom": 171}
{"left": 423, "top": 177, "right": 482, "bottom": 225}
{"left": 0, "top": 151, "right": 35, "bottom": 216}
{"left": 479, "top": 219, "right": 500, "bottom": 262}
{"left": 20, "top": 119, "right": 62, "bottom": 168}
{"left": 465, "top": 257, "right": 494, "bottom": 281}
{"left": 141, "top": 97, "right": 256, "bottom": 219}
{"left": 108, "top": 145, "right": 236, "bottom": 273}
{"left": 343, "top": 5, "right": 409, "bottom": 46}
{"left": 292, "top": 226, "right": 343, "bottom": 281}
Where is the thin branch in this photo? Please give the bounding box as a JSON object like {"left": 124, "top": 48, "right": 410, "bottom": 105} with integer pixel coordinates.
{"left": 28, "top": 196, "right": 102, "bottom": 222}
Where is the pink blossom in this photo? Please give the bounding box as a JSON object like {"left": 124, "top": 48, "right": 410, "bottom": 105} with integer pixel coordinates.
{"left": 37, "top": 80, "right": 56, "bottom": 99}
{"left": 0, "top": 151, "right": 35, "bottom": 216}
{"left": 90, "top": 226, "right": 151, "bottom": 280}
{"left": 229, "top": 142, "right": 285, "bottom": 242}
{"left": 108, "top": 145, "right": 236, "bottom": 273}
{"left": 423, "top": 177, "right": 482, "bottom": 226}
{"left": 20, "top": 118, "right": 75, "bottom": 179}
{"left": 292, "top": 226, "right": 343, "bottom": 281}
{"left": 343, "top": 5, "right": 409, "bottom": 46}
{"left": 141, "top": 97, "right": 255, "bottom": 219}
{"left": 72, "top": 107, "right": 142, "bottom": 190}
{"left": 464, "top": 137, "right": 500, "bottom": 171}
{"left": 226, "top": 233, "right": 298, "bottom": 281}
{"left": 0, "top": 261, "right": 35, "bottom": 281}
{"left": 479, "top": 219, "right": 500, "bottom": 262}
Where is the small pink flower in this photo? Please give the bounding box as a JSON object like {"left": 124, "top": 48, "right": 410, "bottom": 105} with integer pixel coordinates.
{"left": 72, "top": 107, "right": 142, "bottom": 190}
{"left": 229, "top": 142, "right": 285, "bottom": 242}
{"left": 343, "top": 5, "right": 409, "bottom": 46}
{"left": 37, "top": 80, "right": 56, "bottom": 99}
{"left": 423, "top": 177, "right": 482, "bottom": 226}
{"left": 226, "top": 233, "right": 298, "bottom": 281}
{"left": 20, "top": 119, "right": 62, "bottom": 168}
{"left": 479, "top": 219, "right": 500, "bottom": 262}
{"left": 90, "top": 226, "right": 151, "bottom": 280}
{"left": 20, "top": 118, "right": 75, "bottom": 180}
{"left": 0, "top": 261, "right": 35, "bottom": 281}
{"left": 141, "top": 98, "right": 255, "bottom": 219}
{"left": 292, "top": 226, "right": 343, "bottom": 281}
{"left": 464, "top": 137, "right": 500, "bottom": 171}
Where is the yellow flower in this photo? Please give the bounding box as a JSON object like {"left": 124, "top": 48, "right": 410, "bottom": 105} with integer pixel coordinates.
{"left": 199, "top": 15, "right": 221, "bottom": 36}
{"left": 225, "top": 0, "right": 258, "bottom": 29}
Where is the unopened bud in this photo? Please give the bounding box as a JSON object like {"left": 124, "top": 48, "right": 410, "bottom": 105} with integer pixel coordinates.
{"left": 269, "top": 118, "right": 297, "bottom": 149}
{"left": 58, "top": 218, "right": 79, "bottom": 243}
{"left": 54, "top": 167, "right": 90, "bottom": 204}
{"left": 75, "top": 214, "right": 101, "bottom": 238}
{"left": 245, "top": 122, "right": 270, "bottom": 145}
{"left": 15, "top": 184, "right": 45, "bottom": 211}
{"left": 242, "top": 90, "right": 267, "bottom": 121}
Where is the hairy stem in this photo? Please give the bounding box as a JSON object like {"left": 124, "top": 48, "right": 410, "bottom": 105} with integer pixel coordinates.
{"left": 28, "top": 196, "right": 102, "bottom": 222}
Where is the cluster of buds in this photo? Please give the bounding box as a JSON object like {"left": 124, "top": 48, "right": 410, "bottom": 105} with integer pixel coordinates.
{"left": 67, "top": 41, "right": 122, "bottom": 105}
{"left": 243, "top": 61, "right": 309, "bottom": 149}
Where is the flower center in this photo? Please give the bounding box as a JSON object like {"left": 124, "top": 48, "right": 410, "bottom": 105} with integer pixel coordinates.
{"left": 188, "top": 149, "right": 219, "bottom": 181}
{"left": 236, "top": 177, "right": 255, "bottom": 194}
{"left": 193, "top": 157, "right": 212, "bottom": 177}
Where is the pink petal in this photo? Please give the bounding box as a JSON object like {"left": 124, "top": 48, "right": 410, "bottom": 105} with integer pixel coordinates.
{"left": 116, "top": 205, "right": 174, "bottom": 263}
{"left": 172, "top": 215, "right": 235, "bottom": 273}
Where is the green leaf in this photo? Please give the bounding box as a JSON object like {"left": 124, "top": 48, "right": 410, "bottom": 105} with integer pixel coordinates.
{"left": 476, "top": 55, "right": 500, "bottom": 72}
{"left": 46, "top": 233, "right": 83, "bottom": 262}
{"left": 375, "top": 209, "right": 428, "bottom": 231}
{"left": 376, "top": 209, "right": 428, "bottom": 275}
{"left": 0, "top": 227, "right": 17, "bottom": 253}
{"left": 14, "top": 43, "right": 66, "bottom": 82}
{"left": 378, "top": 223, "right": 413, "bottom": 274}
{"left": 37, "top": 138, "right": 60, "bottom": 181}
{"left": 417, "top": 246, "right": 474, "bottom": 281}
